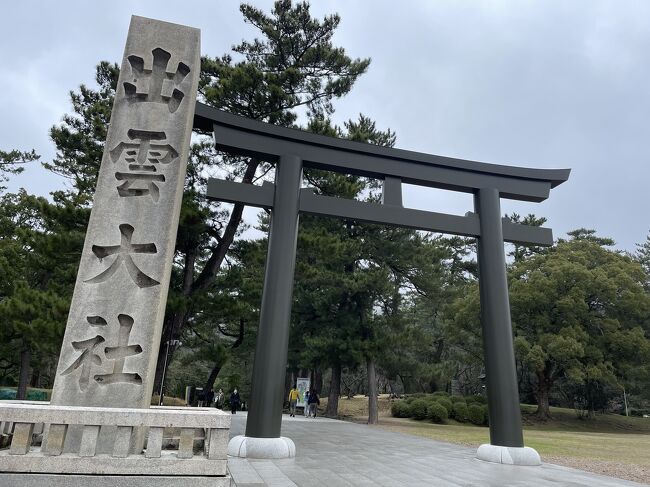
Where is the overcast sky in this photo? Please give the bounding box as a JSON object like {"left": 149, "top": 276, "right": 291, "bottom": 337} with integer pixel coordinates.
{"left": 2, "top": 1, "right": 649, "bottom": 252}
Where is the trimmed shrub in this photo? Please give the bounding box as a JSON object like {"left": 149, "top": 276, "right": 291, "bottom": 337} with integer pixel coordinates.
{"left": 468, "top": 404, "right": 486, "bottom": 425}
{"left": 410, "top": 399, "right": 430, "bottom": 420}
{"left": 391, "top": 401, "right": 411, "bottom": 418}
{"left": 404, "top": 393, "right": 425, "bottom": 404}
{"left": 482, "top": 404, "right": 489, "bottom": 425}
{"left": 427, "top": 402, "right": 448, "bottom": 423}
{"left": 630, "top": 408, "right": 650, "bottom": 417}
{"left": 435, "top": 397, "right": 453, "bottom": 414}
{"left": 451, "top": 395, "right": 467, "bottom": 404}
{"left": 451, "top": 402, "right": 469, "bottom": 422}
{"left": 466, "top": 395, "right": 487, "bottom": 405}
{"left": 432, "top": 391, "right": 450, "bottom": 398}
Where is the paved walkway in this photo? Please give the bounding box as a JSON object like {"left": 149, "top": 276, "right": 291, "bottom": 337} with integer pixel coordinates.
{"left": 227, "top": 412, "right": 646, "bottom": 487}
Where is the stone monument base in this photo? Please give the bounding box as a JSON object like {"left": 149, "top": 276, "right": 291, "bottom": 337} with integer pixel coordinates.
{"left": 476, "top": 443, "right": 541, "bottom": 465}
{"left": 0, "top": 403, "right": 231, "bottom": 486}
{"left": 0, "top": 474, "right": 231, "bottom": 487}
{"left": 228, "top": 435, "right": 295, "bottom": 459}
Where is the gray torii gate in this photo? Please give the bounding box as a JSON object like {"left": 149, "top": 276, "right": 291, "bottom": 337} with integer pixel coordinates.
{"left": 195, "top": 102, "right": 570, "bottom": 463}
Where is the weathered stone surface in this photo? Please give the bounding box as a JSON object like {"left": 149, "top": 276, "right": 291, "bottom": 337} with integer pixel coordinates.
{"left": 1, "top": 420, "right": 13, "bottom": 434}
{"left": 0, "top": 403, "right": 230, "bottom": 475}
{"left": 207, "top": 427, "right": 229, "bottom": 460}
{"left": 0, "top": 451, "right": 228, "bottom": 476}
{"left": 0, "top": 403, "right": 231, "bottom": 430}
{"left": 144, "top": 426, "right": 163, "bottom": 458}
{"left": 78, "top": 425, "right": 100, "bottom": 457}
{"left": 42, "top": 424, "right": 66, "bottom": 456}
{"left": 50, "top": 15, "right": 201, "bottom": 412}
{"left": 0, "top": 474, "right": 231, "bottom": 487}
{"left": 226, "top": 458, "right": 265, "bottom": 486}
{"left": 9, "top": 423, "right": 33, "bottom": 455}
{"left": 112, "top": 426, "right": 133, "bottom": 457}
{"left": 177, "top": 427, "right": 195, "bottom": 459}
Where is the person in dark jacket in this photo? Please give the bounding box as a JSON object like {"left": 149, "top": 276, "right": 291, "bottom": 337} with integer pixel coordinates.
{"left": 307, "top": 390, "right": 320, "bottom": 418}
{"left": 205, "top": 389, "right": 214, "bottom": 408}
{"left": 230, "top": 388, "right": 241, "bottom": 414}
{"left": 215, "top": 388, "right": 225, "bottom": 409}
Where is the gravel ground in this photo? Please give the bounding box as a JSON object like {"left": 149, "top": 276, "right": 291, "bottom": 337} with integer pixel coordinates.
{"left": 544, "top": 455, "right": 650, "bottom": 485}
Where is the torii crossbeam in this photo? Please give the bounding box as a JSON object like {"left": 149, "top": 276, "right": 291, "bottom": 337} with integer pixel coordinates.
{"left": 195, "top": 101, "right": 570, "bottom": 464}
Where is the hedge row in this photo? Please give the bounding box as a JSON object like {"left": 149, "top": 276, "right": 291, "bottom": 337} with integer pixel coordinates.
{"left": 391, "top": 394, "right": 489, "bottom": 425}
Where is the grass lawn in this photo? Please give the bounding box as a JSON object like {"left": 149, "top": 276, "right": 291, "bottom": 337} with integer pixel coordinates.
{"left": 323, "top": 395, "right": 650, "bottom": 468}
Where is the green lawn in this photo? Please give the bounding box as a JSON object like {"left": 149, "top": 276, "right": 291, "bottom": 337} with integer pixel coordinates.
{"left": 330, "top": 397, "right": 650, "bottom": 467}
{"left": 379, "top": 415, "right": 650, "bottom": 466}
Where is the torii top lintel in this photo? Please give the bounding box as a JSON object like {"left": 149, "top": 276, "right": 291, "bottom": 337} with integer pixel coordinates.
{"left": 195, "top": 102, "right": 570, "bottom": 246}
{"left": 194, "top": 102, "right": 570, "bottom": 203}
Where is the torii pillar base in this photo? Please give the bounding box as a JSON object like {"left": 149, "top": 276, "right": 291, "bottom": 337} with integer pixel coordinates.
{"left": 228, "top": 435, "right": 296, "bottom": 459}
{"left": 476, "top": 444, "right": 541, "bottom": 466}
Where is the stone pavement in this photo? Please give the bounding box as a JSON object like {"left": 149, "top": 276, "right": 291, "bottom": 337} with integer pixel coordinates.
{"left": 227, "top": 412, "right": 647, "bottom": 487}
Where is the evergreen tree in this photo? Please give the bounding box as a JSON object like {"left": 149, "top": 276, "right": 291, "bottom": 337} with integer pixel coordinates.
{"left": 0, "top": 150, "right": 39, "bottom": 193}
{"left": 0, "top": 191, "right": 81, "bottom": 395}
{"left": 155, "top": 0, "right": 372, "bottom": 390}
{"left": 45, "top": 61, "right": 118, "bottom": 203}
{"left": 506, "top": 213, "right": 547, "bottom": 262}
{"left": 290, "top": 115, "right": 395, "bottom": 418}
{"left": 511, "top": 232, "right": 650, "bottom": 418}
{"left": 634, "top": 230, "right": 650, "bottom": 289}
{"left": 450, "top": 230, "right": 650, "bottom": 419}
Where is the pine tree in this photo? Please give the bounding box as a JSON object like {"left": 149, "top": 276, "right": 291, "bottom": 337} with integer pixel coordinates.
{"left": 0, "top": 150, "right": 39, "bottom": 193}
{"left": 0, "top": 191, "right": 81, "bottom": 395}
{"left": 154, "top": 1, "right": 372, "bottom": 390}
{"left": 635, "top": 230, "right": 650, "bottom": 289}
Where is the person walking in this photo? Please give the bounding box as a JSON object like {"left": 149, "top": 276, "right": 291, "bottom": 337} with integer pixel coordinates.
{"left": 197, "top": 389, "right": 205, "bottom": 407}
{"left": 205, "top": 388, "right": 214, "bottom": 408}
{"left": 288, "top": 385, "right": 300, "bottom": 417}
{"left": 215, "top": 388, "right": 224, "bottom": 409}
{"left": 230, "top": 388, "right": 241, "bottom": 414}
{"left": 307, "top": 389, "right": 320, "bottom": 418}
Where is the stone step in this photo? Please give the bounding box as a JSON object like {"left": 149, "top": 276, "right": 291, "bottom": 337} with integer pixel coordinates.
{"left": 228, "top": 458, "right": 266, "bottom": 486}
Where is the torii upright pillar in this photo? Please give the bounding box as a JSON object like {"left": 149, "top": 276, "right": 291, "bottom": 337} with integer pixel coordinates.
{"left": 474, "top": 187, "right": 540, "bottom": 465}
{"left": 228, "top": 155, "right": 302, "bottom": 458}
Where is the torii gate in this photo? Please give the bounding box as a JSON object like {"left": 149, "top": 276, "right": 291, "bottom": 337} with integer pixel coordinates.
{"left": 195, "top": 102, "right": 570, "bottom": 464}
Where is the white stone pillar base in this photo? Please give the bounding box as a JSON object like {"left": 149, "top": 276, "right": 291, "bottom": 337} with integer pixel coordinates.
{"left": 476, "top": 444, "right": 541, "bottom": 466}
{"left": 227, "top": 435, "right": 296, "bottom": 459}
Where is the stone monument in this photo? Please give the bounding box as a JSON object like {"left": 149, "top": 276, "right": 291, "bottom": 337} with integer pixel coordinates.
{"left": 0, "top": 16, "right": 231, "bottom": 487}
{"left": 51, "top": 15, "right": 198, "bottom": 412}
